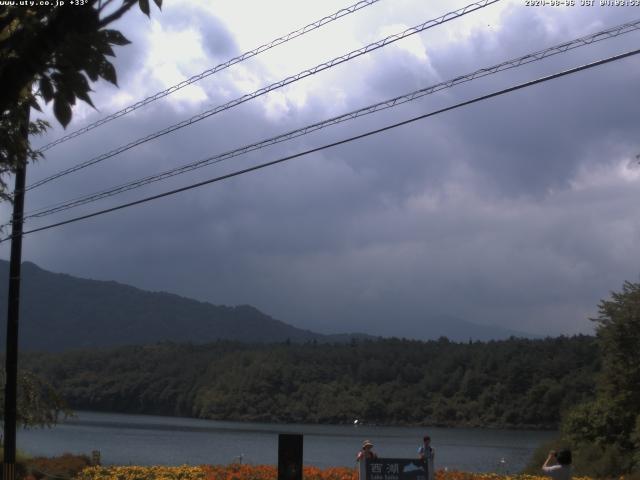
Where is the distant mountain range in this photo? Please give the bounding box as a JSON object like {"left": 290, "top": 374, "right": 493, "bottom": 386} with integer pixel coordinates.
{"left": 400, "top": 313, "right": 536, "bottom": 342}
{"left": 0, "top": 260, "right": 534, "bottom": 351}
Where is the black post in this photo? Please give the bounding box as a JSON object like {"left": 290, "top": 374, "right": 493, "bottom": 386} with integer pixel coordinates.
{"left": 3, "top": 104, "right": 29, "bottom": 480}
{"left": 278, "top": 433, "right": 303, "bottom": 480}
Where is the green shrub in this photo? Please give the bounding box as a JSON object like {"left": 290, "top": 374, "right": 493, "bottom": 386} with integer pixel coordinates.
{"left": 522, "top": 437, "right": 567, "bottom": 474}
{"left": 526, "top": 436, "right": 640, "bottom": 478}
{"left": 571, "top": 443, "right": 633, "bottom": 478}
{"left": 27, "top": 453, "right": 92, "bottom": 480}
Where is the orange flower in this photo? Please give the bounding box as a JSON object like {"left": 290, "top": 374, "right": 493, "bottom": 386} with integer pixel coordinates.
{"left": 77, "top": 464, "right": 603, "bottom": 480}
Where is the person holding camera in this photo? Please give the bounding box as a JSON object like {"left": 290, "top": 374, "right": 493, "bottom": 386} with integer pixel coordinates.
{"left": 356, "top": 440, "right": 378, "bottom": 463}
{"left": 542, "top": 449, "right": 572, "bottom": 480}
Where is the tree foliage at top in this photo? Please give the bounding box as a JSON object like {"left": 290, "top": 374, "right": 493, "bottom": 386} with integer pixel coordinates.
{"left": 0, "top": 0, "right": 161, "bottom": 199}
{"left": 0, "top": 0, "right": 161, "bottom": 428}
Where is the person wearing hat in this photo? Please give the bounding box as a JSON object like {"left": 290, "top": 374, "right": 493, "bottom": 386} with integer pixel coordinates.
{"left": 356, "top": 440, "right": 378, "bottom": 462}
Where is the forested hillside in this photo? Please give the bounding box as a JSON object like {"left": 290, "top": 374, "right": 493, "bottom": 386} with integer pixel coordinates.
{"left": 22, "top": 336, "right": 598, "bottom": 429}
{"left": 0, "top": 261, "right": 326, "bottom": 350}
{"left": 0, "top": 261, "right": 526, "bottom": 350}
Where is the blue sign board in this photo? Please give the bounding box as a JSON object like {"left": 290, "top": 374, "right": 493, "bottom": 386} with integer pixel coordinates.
{"left": 359, "top": 458, "right": 428, "bottom": 480}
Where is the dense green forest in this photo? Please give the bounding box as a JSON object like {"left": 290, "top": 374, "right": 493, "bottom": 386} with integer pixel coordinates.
{"left": 559, "top": 281, "right": 640, "bottom": 476}
{"left": 21, "top": 335, "right": 598, "bottom": 429}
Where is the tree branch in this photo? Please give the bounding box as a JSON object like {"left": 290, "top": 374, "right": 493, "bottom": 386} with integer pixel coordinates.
{"left": 98, "top": 0, "right": 118, "bottom": 13}
{"left": 98, "top": 0, "right": 138, "bottom": 28}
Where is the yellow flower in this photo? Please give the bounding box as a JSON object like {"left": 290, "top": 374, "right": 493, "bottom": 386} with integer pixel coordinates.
{"left": 78, "top": 465, "right": 603, "bottom": 480}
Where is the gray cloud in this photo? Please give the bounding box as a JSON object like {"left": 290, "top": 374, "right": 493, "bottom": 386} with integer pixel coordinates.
{"left": 4, "top": 2, "right": 640, "bottom": 339}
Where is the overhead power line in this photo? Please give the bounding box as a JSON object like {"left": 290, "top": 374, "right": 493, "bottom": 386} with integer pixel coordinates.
{"left": 25, "top": 0, "right": 500, "bottom": 193}
{"left": 36, "top": 0, "right": 382, "bottom": 153}
{"left": 4, "top": 47, "right": 638, "bottom": 243}
{"left": 19, "top": 18, "right": 640, "bottom": 222}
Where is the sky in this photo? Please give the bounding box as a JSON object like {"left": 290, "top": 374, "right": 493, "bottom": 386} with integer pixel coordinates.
{"left": 2, "top": 0, "right": 640, "bottom": 338}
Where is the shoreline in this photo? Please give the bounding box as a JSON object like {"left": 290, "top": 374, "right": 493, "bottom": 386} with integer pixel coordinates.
{"left": 63, "top": 408, "right": 560, "bottom": 432}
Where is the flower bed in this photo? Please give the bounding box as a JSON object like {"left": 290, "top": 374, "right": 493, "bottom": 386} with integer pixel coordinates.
{"left": 76, "top": 465, "right": 595, "bottom": 480}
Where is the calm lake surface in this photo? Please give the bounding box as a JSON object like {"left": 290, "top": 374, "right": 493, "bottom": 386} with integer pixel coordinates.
{"left": 17, "top": 411, "right": 554, "bottom": 473}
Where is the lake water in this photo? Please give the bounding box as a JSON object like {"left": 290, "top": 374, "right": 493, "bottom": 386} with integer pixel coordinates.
{"left": 17, "top": 411, "right": 554, "bottom": 473}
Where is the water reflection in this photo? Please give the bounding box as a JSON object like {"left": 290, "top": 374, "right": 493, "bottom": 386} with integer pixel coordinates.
{"left": 17, "top": 411, "right": 554, "bottom": 472}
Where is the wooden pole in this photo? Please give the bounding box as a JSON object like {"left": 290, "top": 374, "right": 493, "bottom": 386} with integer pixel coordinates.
{"left": 3, "top": 103, "right": 30, "bottom": 480}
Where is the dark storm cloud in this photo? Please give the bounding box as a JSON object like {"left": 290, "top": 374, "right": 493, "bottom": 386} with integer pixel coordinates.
{"left": 360, "top": 5, "right": 640, "bottom": 197}
{"left": 5, "top": 2, "right": 640, "bottom": 339}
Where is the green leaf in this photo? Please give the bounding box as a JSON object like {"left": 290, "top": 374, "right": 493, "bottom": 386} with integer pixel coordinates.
{"left": 99, "top": 60, "right": 118, "bottom": 86}
{"left": 39, "top": 76, "right": 54, "bottom": 103}
{"left": 75, "top": 89, "right": 95, "bottom": 109}
{"left": 65, "top": 89, "right": 77, "bottom": 106}
{"left": 103, "top": 29, "right": 131, "bottom": 46}
{"left": 83, "top": 52, "right": 102, "bottom": 82}
{"left": 28, "top": 119, "right": 50, "bottom": 137}
{"left": 85, "top": 66, "right": 99, "bottom": 82}
{"left": 138, "top": 0, "right": 150, "bottom": 16}
{"left": 68, "top": 72, "right": 95, "bottom": 108}
{"left": 69, "top": 70, "right": 89, "bottom": 91}
{"left": 53, "top": 95, "right": 72, "bottom": 128}
{"left": 50, "top": 72, "right": 64, "bottom": 87}
{"left": 96, "top": 40, "right": 115, "bottom": 57}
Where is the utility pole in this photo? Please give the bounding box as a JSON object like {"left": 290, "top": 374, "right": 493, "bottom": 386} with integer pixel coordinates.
{"left": 3, "top": 103, "right": 30, "bottom": 480}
